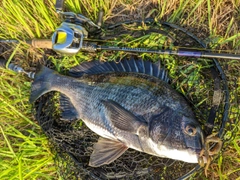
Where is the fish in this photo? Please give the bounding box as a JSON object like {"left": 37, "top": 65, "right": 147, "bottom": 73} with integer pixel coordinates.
{"left": 30, "top": 58, "right": 206, "bottom": 167}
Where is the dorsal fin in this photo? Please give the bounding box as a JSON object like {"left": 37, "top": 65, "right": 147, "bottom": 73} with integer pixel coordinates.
{"left": 69, "top": 58, "right": 169, "bottom": 82}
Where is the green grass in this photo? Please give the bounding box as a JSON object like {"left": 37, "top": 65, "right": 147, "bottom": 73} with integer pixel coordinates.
{"left": 0, "top": 0, "right": 239, "bottom": 179}
{"left": 0, "top": 70, "right": 57, "bottom": 179}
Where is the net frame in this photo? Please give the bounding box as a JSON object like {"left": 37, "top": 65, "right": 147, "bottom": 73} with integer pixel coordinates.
{"left": 34, "top": 20, "right": 232, "bottom": 180}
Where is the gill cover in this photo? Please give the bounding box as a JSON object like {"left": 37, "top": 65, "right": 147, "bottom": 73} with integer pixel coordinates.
{"left": 149, "top": 107, "right": 203, "bottom": 152}
{"left": 181, "top": 116, "right": 204, "bottom": 152}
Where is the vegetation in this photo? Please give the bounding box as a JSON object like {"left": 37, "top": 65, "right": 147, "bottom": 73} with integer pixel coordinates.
{"left": 0, "top": 0, "right": 239, "bottom": 179}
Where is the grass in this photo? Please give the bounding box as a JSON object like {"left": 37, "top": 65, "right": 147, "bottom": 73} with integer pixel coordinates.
{"left": 0, "top": 0, "right": 239, "bottom": 179}
{"left": 0, "top": 69, "right": 57, "bottom": 179}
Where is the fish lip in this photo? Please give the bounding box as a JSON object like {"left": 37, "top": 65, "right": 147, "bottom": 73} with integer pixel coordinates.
{"left": 188, "top": 129, "right": 205, "bottom": 154}
{"left": 186, "top": 129, "right": 206, "bottom": 164}
{"left": 194, "top": 148, "right": 202, "bottom": 155}
{"left": 196, "top": 131, "right": 208, "bottom": 166}
{"left": 197, "top": 154, "right": 207, "bottom": 167}
{"left": 187, "top": 147, "right": 202, "bottom": 162}
{"left": 201, "top": 155, "right": 208, "bottom": 163}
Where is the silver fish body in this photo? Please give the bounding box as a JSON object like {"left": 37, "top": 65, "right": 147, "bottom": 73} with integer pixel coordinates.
{"left": 30, "top": 59, "right": 205, "bottom": 167}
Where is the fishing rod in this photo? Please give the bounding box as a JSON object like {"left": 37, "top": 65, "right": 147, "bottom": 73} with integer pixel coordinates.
{"left": 1, "top": 36, "right": 240, "bottom": 60}
{"left": 1, "top": 26, "right": 240, "bottom": 60}
{"left": 0, "top": 39, "right": 52, "bottom": 49}
{"left": 1, "top": 0, "right": 239, "bottom": 60}
{"left": 0, "top": 58, "right": 35, "bottom": 79}
{"left": 81, "top": 44, "right": 240, "bottom": 60}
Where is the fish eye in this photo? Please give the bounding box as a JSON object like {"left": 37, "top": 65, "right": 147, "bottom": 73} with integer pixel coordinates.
{"left": 184, "top": 124, "right": 197, "bottom": 136}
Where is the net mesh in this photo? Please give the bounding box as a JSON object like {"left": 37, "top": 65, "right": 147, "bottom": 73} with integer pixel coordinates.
{"left": 33, "top": 21, "right": 238, "bottom": 179}
{"left": 35, "top": 92, "right": 201, "bottom": 180}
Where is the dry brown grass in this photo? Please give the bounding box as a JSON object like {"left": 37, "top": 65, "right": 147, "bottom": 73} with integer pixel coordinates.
{"left": 78, "top": 1, "right": 240, "bottom": 179}
{"left": 0, "top": 0, "right": 239, "bottom": 179}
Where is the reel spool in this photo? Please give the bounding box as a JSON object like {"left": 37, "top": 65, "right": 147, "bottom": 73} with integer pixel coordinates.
{"left": 34, "top": 20, "right": 233, "bottom": 179}
{"left": 52, "top": 22, "right": 88, "bottom": 54}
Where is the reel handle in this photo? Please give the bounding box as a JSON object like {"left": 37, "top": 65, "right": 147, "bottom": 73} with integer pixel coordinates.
{"left": 55, "top": 0, "right": 65, "bottom": 12}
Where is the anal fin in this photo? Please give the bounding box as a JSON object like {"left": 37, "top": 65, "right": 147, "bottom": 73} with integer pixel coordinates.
{"left": 89, "top": 137, "right": 128, "bottom": 167}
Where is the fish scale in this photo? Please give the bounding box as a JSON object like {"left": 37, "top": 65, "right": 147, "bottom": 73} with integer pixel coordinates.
{"left": 30, "top": 59, "right": 205, "bottom": 167}
{"left": 72, "top": 83, "right": 160, "bottom": 126}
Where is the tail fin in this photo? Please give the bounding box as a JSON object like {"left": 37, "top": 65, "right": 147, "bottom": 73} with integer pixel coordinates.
{"left": 29, "top": 65, "right": 55, "bottom": 103}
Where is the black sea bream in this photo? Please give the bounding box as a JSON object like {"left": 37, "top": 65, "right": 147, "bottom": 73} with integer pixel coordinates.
{"left": 30, "top": 58, "right": 205, "bottom": 167}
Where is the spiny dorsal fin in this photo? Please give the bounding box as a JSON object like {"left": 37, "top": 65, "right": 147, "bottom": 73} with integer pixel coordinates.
{"left": 69, "top": 58, "right": 169, "bottom": 82}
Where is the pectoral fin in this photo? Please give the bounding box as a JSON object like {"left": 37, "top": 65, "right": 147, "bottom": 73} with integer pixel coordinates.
{"left": 60, "top": 94, "right": 80, "bottom": 121}
{"left": 102, "top": 100, "right": 148, "bottom": 136}
{"left": 89, "top": 137, "right": 128, "bottom": 167}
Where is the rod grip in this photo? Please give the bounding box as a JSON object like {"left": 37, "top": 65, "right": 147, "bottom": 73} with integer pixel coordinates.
{"left": 27, "top": 39, "right": 53, "bottom": 49}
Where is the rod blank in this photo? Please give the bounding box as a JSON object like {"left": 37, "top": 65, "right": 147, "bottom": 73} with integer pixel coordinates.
{"left": 1, "top": 39, "right": 240, "bottom": 60}
{"left": 96, "top": 45, "right": 240, "bottom": 60}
